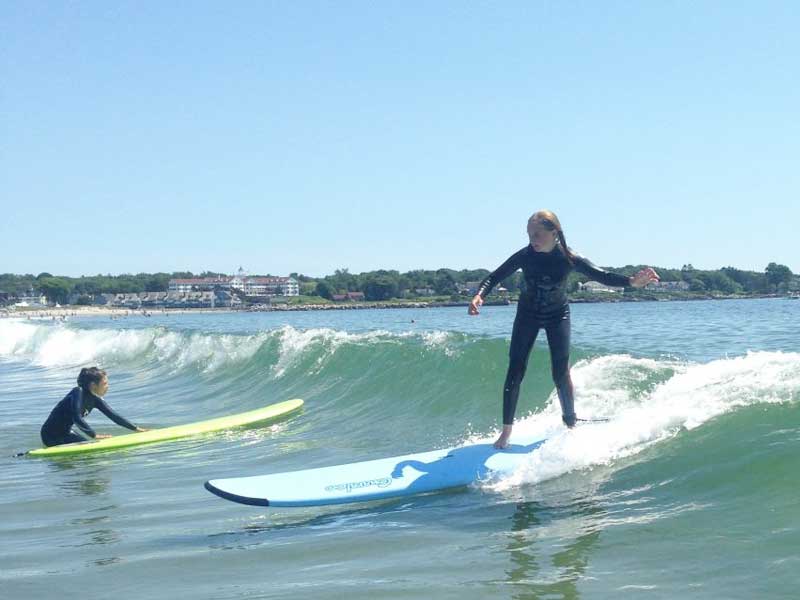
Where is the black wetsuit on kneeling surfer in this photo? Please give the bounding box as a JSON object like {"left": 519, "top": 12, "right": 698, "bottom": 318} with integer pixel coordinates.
{"left": 40, "top": 367, "right": 141, "bottom": 447}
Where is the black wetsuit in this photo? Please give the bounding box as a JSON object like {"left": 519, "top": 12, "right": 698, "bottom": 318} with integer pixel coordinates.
{"left": 40, "top": 387, "right": 138, "bottom": 447}
{"left": 477, "top": 244, "right": 630, "bottom": 427}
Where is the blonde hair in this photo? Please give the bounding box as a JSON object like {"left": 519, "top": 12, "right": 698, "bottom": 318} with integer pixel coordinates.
{"left": 529, "top": 210, "right": 575, "bottom": 264}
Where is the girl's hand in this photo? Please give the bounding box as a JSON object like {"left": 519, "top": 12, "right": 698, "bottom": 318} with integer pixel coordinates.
{"left": 95, "top": 434, "right": 112, "bottom": 440}
{"left": 630, "top": 267, "right": 660, "bottom": 288}
{"left": 468, "top": 294, "right": 484, "bottom": 316}
{"left": 136, "top": 427, "right": 149, "bottom": 433}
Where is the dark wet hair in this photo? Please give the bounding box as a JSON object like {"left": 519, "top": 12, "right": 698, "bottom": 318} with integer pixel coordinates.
{"left": 77, "top": 367, "right": 107, "bottom": 393}
{"left": 529, "top": 209, "right": 576, "bottom": 264}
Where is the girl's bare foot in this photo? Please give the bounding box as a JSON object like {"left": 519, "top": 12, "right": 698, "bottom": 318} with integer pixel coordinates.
{"left": 493, "top": 425, "right": 513, "bottom": 449}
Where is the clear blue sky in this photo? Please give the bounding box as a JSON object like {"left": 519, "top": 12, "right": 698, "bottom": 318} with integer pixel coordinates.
{"left": 2, "top": 2, "right": 798, "bottom": 277}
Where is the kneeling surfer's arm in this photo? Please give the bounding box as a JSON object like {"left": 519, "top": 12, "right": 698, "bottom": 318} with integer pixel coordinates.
{"left": 70, "top": 389, "right": 97, "bottom": 439}
{"left": 94, "top": 398, "right": 140, "bottom": 432}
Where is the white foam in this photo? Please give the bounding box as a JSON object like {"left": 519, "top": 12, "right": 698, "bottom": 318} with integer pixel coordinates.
{"left": 0, "top": 320, "right": 154, "bottom": 367}
{"left": 419, "top": 330, "right": 459, "bottom": 357}
{"left": 487, "top": 351, "right": 800, "bottom": 492}
{"left": 1, "top": 321, "right": 459, "bottom": 376}
{"left": 150, "top": 330, "right": 269, "bottom": 373}
{"left": 0, "top": 321, "right": 266, "bottom": 372}
{"left": 0, "top": 320, "right": 40, "bottom": 356}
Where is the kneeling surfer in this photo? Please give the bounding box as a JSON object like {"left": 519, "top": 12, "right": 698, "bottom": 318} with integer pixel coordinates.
{"left": 40, "top": 367, "right": 147, "bottom": 447}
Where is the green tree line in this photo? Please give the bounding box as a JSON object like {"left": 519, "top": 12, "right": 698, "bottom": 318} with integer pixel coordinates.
{"left": 0, "top": 262, "right": 795, "bottom": 305}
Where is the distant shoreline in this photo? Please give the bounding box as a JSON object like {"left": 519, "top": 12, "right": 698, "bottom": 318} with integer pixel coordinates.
{"left": 0, "top": 293, "right": 789, "bottom": 320}
{"left": 0, "top": 306, "right": 228, "bottom": 320}
{"left": 246, "top": 292, "right": 785, "bottom": 312}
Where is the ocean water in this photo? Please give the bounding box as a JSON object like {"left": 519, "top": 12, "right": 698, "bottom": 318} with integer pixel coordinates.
{"left": 1, "top": 298, "right": 798, "bottom": 599}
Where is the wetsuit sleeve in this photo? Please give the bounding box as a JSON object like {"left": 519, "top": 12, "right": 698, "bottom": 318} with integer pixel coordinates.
{"left": 573, "top": 254, "right": 631, "bottom": 288}
{"left": 70, "top": 389, "right": 97, "bottom": 439}
{"left": 476, "top": 248, "right": 526, "bottom": 299}
{"left": 94, "top": 398, "right": 139, "bottom": 431}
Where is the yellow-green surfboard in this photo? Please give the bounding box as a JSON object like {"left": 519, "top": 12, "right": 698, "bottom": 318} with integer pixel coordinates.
{"left": 28, "top": 399, "right": 303, "bottom": 457}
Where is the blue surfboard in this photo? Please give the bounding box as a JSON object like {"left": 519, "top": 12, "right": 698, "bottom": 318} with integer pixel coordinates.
{"left": 204, "top": 433, "right": 547, "bottom": 507}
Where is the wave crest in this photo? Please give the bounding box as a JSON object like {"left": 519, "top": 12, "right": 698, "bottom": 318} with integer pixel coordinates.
{"left": 487, "top": 350, "right": 800, "bottom": 491}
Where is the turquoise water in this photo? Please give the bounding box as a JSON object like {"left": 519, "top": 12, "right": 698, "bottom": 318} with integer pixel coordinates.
{"left": 1, "top": 299, "right": 798, "bottom": 598}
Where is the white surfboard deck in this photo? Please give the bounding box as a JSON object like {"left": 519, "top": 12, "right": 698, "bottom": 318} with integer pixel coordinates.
{"left": 205, "top": 433, "right": 547, "bottom": 507}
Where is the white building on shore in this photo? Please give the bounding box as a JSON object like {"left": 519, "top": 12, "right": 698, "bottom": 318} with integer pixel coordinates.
{"left": 646, "top": 281, "right": 691, "bottom": 292}
{"left": 168, "top": 276, "right": 231, "bottom": 294}
{"left": 168, "top": 268, "right": 299, "bottom": 297}
{"left": 578, "top": 281, "right": 624, "bottom": 294}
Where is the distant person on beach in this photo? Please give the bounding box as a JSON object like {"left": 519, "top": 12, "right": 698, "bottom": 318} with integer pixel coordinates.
{"left": 468, "top": 210, "right": 659, "bottom": 448}
{"left": 40, "top": 367, "right": 147, "bottom": 447}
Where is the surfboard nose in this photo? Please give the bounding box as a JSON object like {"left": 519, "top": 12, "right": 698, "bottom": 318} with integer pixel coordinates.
{"left": 205, "top": 480, "right": 271, "bottom": 507}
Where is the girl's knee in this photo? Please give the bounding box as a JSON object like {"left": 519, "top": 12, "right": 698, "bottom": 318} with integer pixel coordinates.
{"left": 551, "top": 359, "right": 570, "bottom": 380}
{"left": 507, "top": 360, "right": 528, "bottom": 378}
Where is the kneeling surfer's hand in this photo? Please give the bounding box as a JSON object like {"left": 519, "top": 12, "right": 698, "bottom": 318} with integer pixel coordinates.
{"left": 95, "top": 434, "right": 112, "bottom": 439}
{"left": 136, "top": 427, "right": 149, "bottom": 432}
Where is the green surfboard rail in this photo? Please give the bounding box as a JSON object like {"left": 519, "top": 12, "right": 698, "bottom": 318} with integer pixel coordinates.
{"left": 28, "top": 398, "right": 304, "bottom": 457}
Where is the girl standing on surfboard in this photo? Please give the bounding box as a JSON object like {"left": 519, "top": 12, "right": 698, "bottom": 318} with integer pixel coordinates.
{"left": 469, "top": 210, "right": 659, "bottom": 449}
{"left": 40, "top": 367, "right": 146, "bottom": 447}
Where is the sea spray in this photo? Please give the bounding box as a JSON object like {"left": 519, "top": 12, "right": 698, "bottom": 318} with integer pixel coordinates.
{"left": 487, "top": 351, "right": 800, "bottom": 491}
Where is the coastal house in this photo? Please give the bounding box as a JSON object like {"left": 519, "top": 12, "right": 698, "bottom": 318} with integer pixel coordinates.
{"left": 140, "top": 292, "right": 168, "bottom": 307}
{"left": 97, "top": 294, "right": 120, "bottom": 307}
{"left": 119, "top": 293, "right": 142, "bottom": 308}
{"left": 646, "top": 281, "right": 690, "bottom": 292}
{"left": 462, "top": 281, "right": 481, "bottom": 296}
{"left": 180, "top": 291, "right": 215, "bottom": 308}
{"left": 399, "top": 287, "right": 437, "bottom": 299}
{"left": 578, "top": 281, "right": 624, "bottom": 294}
{"left": 213, "top": 290, "right": 241, "bottom": 308}
{"left": 75, "top": 280, "right": 280, "bottom": 309}
{"left": 15, "top": 291, "right": 48, "bottom": 307}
